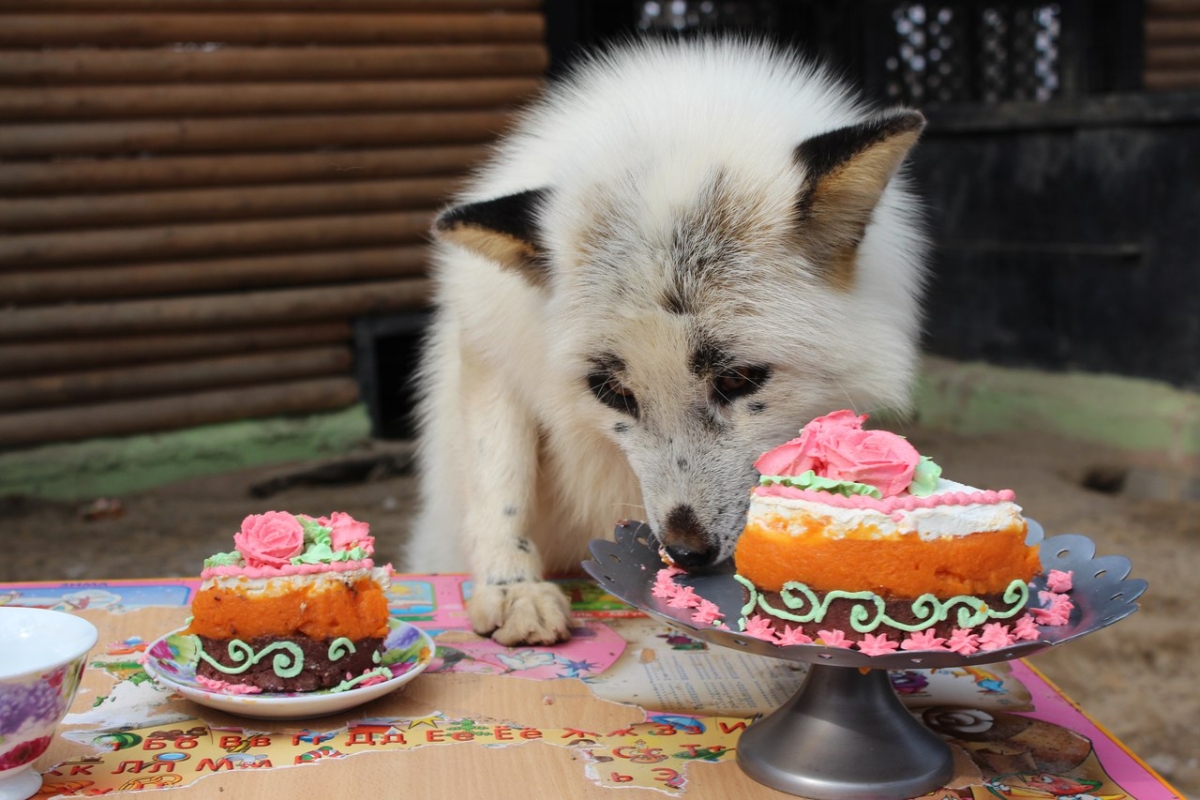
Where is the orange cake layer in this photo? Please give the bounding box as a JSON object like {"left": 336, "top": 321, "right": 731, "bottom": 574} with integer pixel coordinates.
{"left": 735, "top": 520, "right": 1040, "bottom": 597}
{"left": 186, "top": 576, "right": 389, "bottom": 641}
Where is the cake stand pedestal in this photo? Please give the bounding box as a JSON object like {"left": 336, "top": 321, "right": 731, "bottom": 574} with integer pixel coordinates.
{"left": 737, "top": 663, "right": 953, "bottom": 799}
{"left": 583, "top": 521, "right": 1146, "bottom": 800}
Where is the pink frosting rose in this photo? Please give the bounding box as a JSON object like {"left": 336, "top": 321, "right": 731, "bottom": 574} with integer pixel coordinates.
{"left": 234, "top": 511, "right": 305, "bottom": 568}
{"left": 754, "top": 409, "right": 920, "bottom": 498}
{"left": 317, "top": 511, "right": 374, "bottom": 554}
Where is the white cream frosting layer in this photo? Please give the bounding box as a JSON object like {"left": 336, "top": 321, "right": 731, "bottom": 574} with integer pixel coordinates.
{"left": 748, "top": 479, "right": 1025, "bottom": 541}
{"left": 201, "top": 567, "right": 391, "bottom": 596}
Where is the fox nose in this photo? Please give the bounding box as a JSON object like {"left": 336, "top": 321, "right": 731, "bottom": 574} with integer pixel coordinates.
{"left": 661, "top": 505, "right": 718, "bottom": 568}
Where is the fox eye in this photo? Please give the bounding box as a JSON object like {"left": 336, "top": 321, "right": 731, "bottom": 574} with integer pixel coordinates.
{"left": 587, "top": 372, "right": 639, "bottom": 417}
{"left": 713, "top": 365, "right": 769, "bottom": 405}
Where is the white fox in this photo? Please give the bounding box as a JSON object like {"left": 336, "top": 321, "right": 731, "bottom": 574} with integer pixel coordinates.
{"left": 407, "top": 39, "right": 929, "bottom": 645}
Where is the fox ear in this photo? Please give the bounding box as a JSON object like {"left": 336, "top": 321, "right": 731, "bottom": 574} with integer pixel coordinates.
{"left": 793, "top": 109, "right": 925, "bottom": 288}
{"left": 433, "top": 188, "right": 550, "bottom": 286}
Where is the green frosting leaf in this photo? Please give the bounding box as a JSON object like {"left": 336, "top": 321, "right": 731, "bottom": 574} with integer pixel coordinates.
{"left": 292, "top": 541, "right": 336, "bottom": 565}
{"left": 203, "top": 550, "right": 241, "bottom": 568}
{"left": 760, "top": 471, "right": 883, "bottom": 499}
{"left": 298, "top": 516, "right": 332, "bottom": 547}
{"left": 290, "top": 541, "right": 369, "bottom": 566}
{"left": 908, "top": 456, "right": 942, "bottom": 497}
{"left": 328, "top": 546, "right": 368, "bottom": 563}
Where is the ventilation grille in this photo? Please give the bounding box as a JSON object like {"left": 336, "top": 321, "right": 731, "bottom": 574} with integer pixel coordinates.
{"left": 882, "top": 2, "right": 1064, "bottom": 105}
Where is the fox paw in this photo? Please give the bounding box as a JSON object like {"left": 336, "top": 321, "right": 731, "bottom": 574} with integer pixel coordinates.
{"left": 468, "top": 580, "right": 572, "bottom": 646}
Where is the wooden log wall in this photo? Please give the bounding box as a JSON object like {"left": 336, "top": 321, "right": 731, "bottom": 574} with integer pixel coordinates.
{"left": 0, "top": 0, "right": 546, "bottom": 449}
{"left": 1146, "top": 0, "right": 1200, "bottom": 90}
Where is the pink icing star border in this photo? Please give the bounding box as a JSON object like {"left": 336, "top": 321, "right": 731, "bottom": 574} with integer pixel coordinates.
{"left": 201, "top": 558, "right": 377, "bottom": 581}
{"left": 651, "top": 566, "right": 730, "bottom": 629}
{"left": 196, "top": 674, "right": 263, "bottom": 694}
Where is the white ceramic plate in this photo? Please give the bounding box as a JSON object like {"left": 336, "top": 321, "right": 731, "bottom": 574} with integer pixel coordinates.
{"left": 143, "top": 619, "right": 434, "bottom": 719}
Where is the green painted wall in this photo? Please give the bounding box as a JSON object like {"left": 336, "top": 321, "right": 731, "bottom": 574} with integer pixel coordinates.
{"left": 916, "top": 358, "right": 1200, "bottom": 464}
{"left": 0, "top": 404, "right": 372, "bottom": 501}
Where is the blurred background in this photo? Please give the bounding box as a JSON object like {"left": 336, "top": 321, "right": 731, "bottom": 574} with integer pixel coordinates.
{"left": 1, "top": 1, "right": 1197, "bottom": 793}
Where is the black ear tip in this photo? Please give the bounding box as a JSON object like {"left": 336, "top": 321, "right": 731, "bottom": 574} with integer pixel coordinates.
{"left": 432, "top": 206, "right": 464, "bottom": 233}
{"left": 883, "top": 108, "right": 926, "bottom": 135}
{"left": 904, "top": 109, "right": 927, "bottom": 129}
{"left": 431, "top": 188, "right": 548, "bottom": 243}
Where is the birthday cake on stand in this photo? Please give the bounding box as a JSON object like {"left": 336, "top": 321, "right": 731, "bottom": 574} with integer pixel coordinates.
{"left": 655, "top": 410, "right": 1074, "bottom": 652}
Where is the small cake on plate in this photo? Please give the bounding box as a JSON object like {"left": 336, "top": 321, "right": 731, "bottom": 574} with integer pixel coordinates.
{"left": 184, "top": 511, "right": 393, "bottom": 692}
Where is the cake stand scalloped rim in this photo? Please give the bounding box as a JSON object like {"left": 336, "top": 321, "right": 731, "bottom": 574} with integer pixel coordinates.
{"left": 582, "top": 520, "right": 1147, "bottom": 671}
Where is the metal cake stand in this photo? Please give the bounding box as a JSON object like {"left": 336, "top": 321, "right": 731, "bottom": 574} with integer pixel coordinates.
{"left": 583, "top": 520, "right": 1146, "bottom": 800}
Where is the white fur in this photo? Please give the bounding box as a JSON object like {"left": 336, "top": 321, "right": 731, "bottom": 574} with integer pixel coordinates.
{"left": 406, "top": 39, "right": 928, "bottom": 644}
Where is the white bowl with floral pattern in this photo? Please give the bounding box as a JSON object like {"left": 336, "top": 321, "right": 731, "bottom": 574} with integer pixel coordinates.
{"left": 0, "top": 608, "right": 97, "bottom": 800}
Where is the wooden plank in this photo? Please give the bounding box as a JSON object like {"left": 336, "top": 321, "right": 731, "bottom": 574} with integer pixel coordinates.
{"left": 0, "top": 110, "right": 514, "bottom": 157}
{"left": 0, "top": 77, "right": 542, "bottom": 119}
{"left": 1145, "top": 44, "right": 1200, "bottom": 68}
{"left": 0, "top": 376, "right": 360, "bottom": 448}
{"left": 0, "top": 210, "right": 433, "bottom": 268}
{"left": 0, "top": 246, "right": 430, "bottom": 304}
{"left": 0, "top": 44, "right": 549, "bottom": 85}
{"left": 0, "top": 345, "right": 353, "bottom": 412}
{"left": 3, "top": 0, "right": 541, "bottom": 9}
{"left": 0, "top": 12, "right": 544, "bottom": 47}
{"left": 1147, "top": 0, "right": 1200, "bottom": 15}
{"left": 0, "top": 146, "right": 488, "bottom": 196}
{"left": 1146, "top": 18, "right": 1200, "bottom": 43}
{"left": 0, "top": 323, "right": 352, "bottom": 376}
{"left": 0, "top": 279, "right": 432, "bottom": 340}
{"left": 0, "top": 177, "right": 459, "bottom": 230}
{"left": 1144, "top": 68, "right": 1200, "bottom": 89}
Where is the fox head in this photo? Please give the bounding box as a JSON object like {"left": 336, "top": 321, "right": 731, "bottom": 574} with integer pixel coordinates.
{"left": 433, "top": 50, "right": 928, "bottom": 569}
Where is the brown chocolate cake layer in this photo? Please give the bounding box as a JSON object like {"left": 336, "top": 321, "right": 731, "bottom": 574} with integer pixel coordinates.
{"left": 196, "top": 634, "right": 384, "bottom": 692}
{"left": 754, "top": 588, "right": 1015, "bottom": 643}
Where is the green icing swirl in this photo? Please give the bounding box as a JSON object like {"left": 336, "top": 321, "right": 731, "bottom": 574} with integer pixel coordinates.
{"left": 197, "top": 639, "right": 305, "bottom": 678}
{"left": 736, "top": 574, "right": 758, "bottom": 623}
{"left": 329, "top": 666, "right": 392, "bottom": 693}
{"left": 327, "top": 637, "right": 357, "bottom": 662}
{"left": 193, "top": 637, "right": 392, "bottom": 687}
{"left": 734, "top": 574, "right": 1029, "bottom": 634}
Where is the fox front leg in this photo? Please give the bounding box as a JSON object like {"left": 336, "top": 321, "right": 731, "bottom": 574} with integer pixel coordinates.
{"left": 458, "top": 365, "right": 571, "bottom": 646}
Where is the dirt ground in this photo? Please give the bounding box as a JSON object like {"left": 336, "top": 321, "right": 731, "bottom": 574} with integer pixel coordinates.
{"left": 4, "top": 426, "right": 1197, "bottom": 796}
